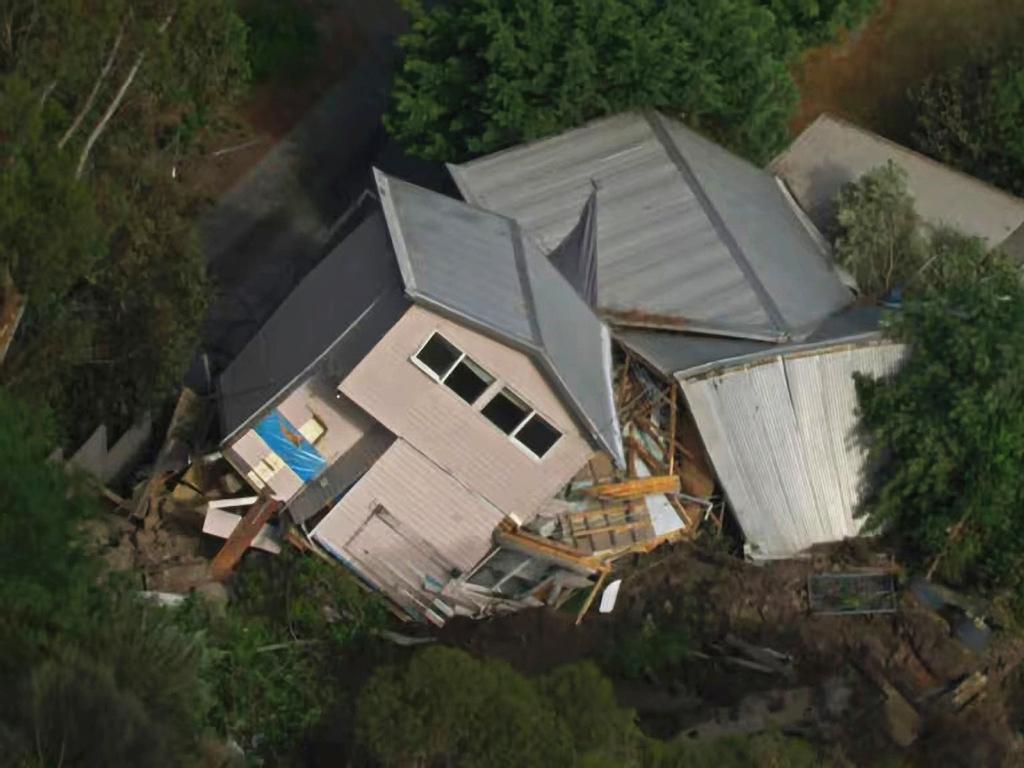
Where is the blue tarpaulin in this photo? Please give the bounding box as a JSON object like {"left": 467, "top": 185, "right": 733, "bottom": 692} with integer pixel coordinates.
{"left": 254, "top": 410, "right": 326, "bottom": 482}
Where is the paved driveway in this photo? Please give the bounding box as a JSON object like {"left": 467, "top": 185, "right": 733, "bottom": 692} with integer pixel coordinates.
{"left": 193, "top": 0, "right": 450, "bottom": 397}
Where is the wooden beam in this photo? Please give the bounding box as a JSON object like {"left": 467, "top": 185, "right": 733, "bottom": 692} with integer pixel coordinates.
{"left": 667, "top": 384, "right": 678, "bottom": 475}
{"left": 575, "top": 569, "right": 609, "bottom": 626}
{"left": 667, "top": 495, "right": 695, "bottom": 532}
{"left": 211, "top": 497, "right": 282, "bottom": 580}
{"left": 495, "top": 529, "right": 606, "bottom": 574}
{"left": 580, "top": 475, "right": 680, "bottom": 500}
{"left": 568, "top": 504, "right": 631, "bottom": 524}
{"left": 626, "top": 435, "right": 666, "bottom": 475}
{"left": 573, "top": 520, "right": 648, "bottom": 538}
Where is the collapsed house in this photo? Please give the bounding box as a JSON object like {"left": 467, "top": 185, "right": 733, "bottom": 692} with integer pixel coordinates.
{"left": 216, "top": 109, "right": 1024, "bottom": 618}
{"left": 217, "top": 171, "right": 689, "bottom": 624}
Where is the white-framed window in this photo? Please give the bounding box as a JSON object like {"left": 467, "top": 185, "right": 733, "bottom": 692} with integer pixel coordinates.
{"left": 411, "top": 332, "right": 495, "bottom": 405}
{"left": 480, "top": 387, "right": 562, "bottom": 459}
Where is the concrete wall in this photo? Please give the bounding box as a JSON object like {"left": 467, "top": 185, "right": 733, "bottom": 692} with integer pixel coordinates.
{"left": 339, "top": 304, "right": 595, "bottom": 522}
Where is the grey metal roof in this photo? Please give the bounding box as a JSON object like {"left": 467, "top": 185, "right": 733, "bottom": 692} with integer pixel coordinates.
{"left": 771, "top": 113, "right": 1024, "bottom": 251}
{"left": 547, "top": 188, "right": 599, "bottom": 306}
{"left": 218, "top": 210, "right": 409, "bottom": 439}
{"left": 448, "top": 111, "right": 851, "bottom": 342}
{"left": 679, "top": 340, "right": 908, "bottom": 559}
{"left": 375, "top": 171, "right": 624, "bottom": 466}
{"left": 619, "top": 305, "right": 885, "bottom": 378}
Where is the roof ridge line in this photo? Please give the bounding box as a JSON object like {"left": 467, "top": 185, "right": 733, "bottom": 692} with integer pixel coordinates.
{"left": 510, "top": 219, "right": 543, "bottom": 345}
{"left": 644, "top": 111, "right": 790, "bottom": 339}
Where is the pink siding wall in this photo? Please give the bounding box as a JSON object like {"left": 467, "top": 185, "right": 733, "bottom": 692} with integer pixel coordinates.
{"left": 312, "top": 438, "right": 505, "bottom": 575}
{"left": 339, "top": 305, "right": 595, "bottom": 521}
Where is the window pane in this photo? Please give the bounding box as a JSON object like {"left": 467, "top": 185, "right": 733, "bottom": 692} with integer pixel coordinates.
{"left": 415, "top": 333, "right": 460, "bottom": 378}
{"left": 481, "top": 389, "right": 530, "bottom": 434}
{"left": 515, "top": 414, "right": 560, "bottom": 457}
{"left": 443, "top": 358, "right": 493, "bottom": 404}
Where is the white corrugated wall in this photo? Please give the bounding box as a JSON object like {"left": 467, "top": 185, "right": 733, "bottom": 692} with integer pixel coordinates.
{"left": 680, "top": 342, "right": 908, "bottom": 558}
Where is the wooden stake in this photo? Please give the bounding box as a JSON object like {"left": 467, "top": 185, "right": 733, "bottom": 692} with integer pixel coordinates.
{"left": 575, "top": 569, "right": 609, "bottom": 626}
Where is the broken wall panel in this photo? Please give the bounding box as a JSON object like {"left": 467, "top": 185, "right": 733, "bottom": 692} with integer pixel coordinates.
{"left": 679, "top": 341, "right": 908, "bottom": 559}
{"left": 312, "top": 438, "right": 506, "bottom": 590}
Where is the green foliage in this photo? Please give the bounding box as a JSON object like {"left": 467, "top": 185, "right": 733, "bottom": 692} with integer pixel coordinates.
{"left": 240, "top": 0, "right": 319, "bottom": 82}
{"left": 0, "top": 387, "right": 95, "bottom": 638}
{"left": 834, "top": 162, "right": 926, "bottom": 297}
{"left": 387, "top": 0, "right": 799, "bottom": 164}
{"left": 538, "top": 662, "right": 644, "bottom": 765}
{"left": 646, "top": 731, "right": 825, "bottom": 767}
{"left": 0, "top": 0, "right": 248, "bottom": 437}
{"left": 605, "top": 618, "right": 691, "bottom": 680}
{"left": 856, "top": 275, "right": 1024, "bottom": 603}
{"left": 0, "top": 78, "right": 106, "bottom": 313}
{"left": 760, "top": 0, "right": 881, "bottom": 46}
{"left": 911, "top": 48, "right": 1024, "bottom": 197}
{"left": 915, "top": 226, "right": 1019, "bottom": 296}
{"left": 176, "top": 551, "right": 387, "bottom": 761}
{"left": 833, "top": 163, "right": 1017, "bottom": 299}
{"left": 0, "top": 388, "right": 210, "bottom": 765}
{"left": 357, "top": 646, "right": 576, "bottom": 767}
{"left": 356, "top": 649, "right": 646, "bottom": 767}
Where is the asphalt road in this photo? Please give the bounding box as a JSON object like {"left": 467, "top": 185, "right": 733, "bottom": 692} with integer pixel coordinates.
{"left": 191, "top": 0, "right": 450, "bottom": 398}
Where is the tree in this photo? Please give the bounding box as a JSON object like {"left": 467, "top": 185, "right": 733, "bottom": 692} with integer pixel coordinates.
{"left": 386, "top": 0, "right": 799, "bottom": 165}
{"left": 356, "top": 646, "right": 576, "bottom": 767}
{"left": 833, "top": 162, "right": 927, "bottom": 297}
{"left": 0, "top": 388, "right": 95, "bottom": 639}
{"left": 759, "top": 0, "right": 881, "bottom": 47}
{"left": 0, "top": 387, "right": 209, "bottom": 767}
{"left": 239, "top": 0, "right": 319, "bottom": 83}
{"left": 174, "top": 550, "right": 387, "bottom": 761}
{"left": 915, "top": 225, "right": 1019, "bottom": 296}
{"left": 856, "top": 275, "right": 1024, "bottom": 606}
{"left": 538, "top": 662, "right": 643, "bottom": 766}
{"left": 0, "top": 0, "right": 248, "bottom": 437}
{"left": 911, "top": 48, "right": 1024, "bottom": 197}
{"left": 832, "top": 163, "right": 1018, "bottom": 299}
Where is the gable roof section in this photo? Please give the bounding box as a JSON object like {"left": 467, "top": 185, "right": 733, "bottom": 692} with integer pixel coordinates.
{"left": 375, "top": 171, "right": 624, "bottom": 467}
{"left": 218, "top": 209, "right": 408, "bottom": 440}
{"left": 448, "top": 111, "right": 851, "bottom": 342}
{"left": 771, "top": 113, "right": 1024, "bottom": 255}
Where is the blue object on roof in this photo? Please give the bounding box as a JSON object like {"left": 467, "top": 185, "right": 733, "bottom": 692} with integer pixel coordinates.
{"left": 254, "top": 410, "right": 326, "bottom": 482}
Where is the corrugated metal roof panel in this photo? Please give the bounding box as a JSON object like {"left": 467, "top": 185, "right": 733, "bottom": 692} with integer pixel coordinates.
{"left": 679, "top": 340, "right": 908, "bottom": 559}
{"left": 375, "top": 171, "right": 624, "bottom": 466}
{"left": 618, "top": 305, "right": 885, "bottom": 378}
{"left": 450, "top": 111, "right": 851, "bottom": 341}
{"left": 657, "top": 115, "right": 853, "bottom": 335}
{"left": 771, "top": 113, "right": 1024, "bottom": 250}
